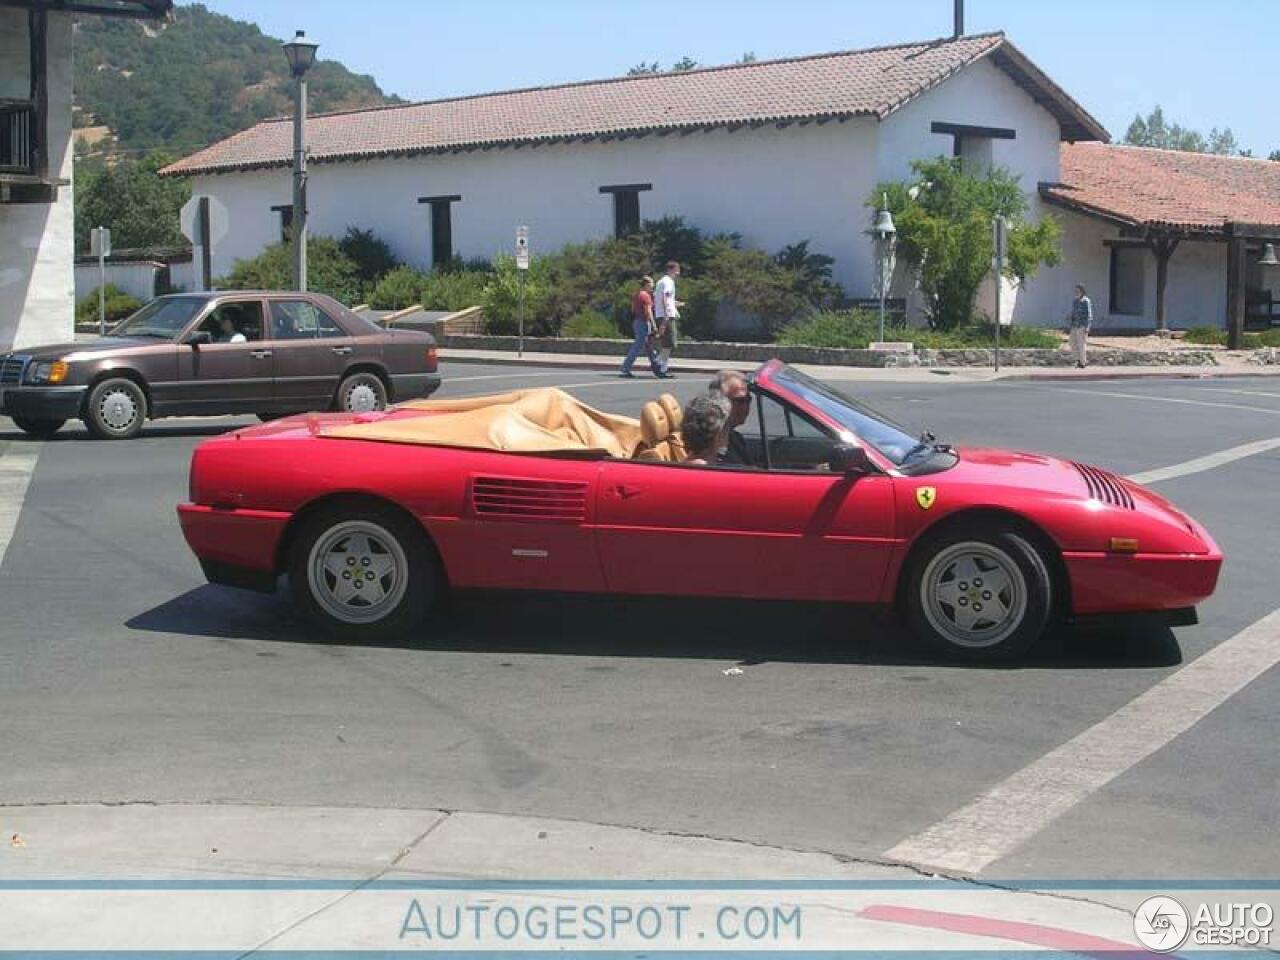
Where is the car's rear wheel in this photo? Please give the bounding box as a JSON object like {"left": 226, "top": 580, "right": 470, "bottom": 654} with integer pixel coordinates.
{"left": 83, "top": 377, "right": 147, "bottom": 440}
{"left": 10, "top": 415, "right": 65, "bottom": 438}
{"left": 905, "top": 524, "right": 1052, "bottom": 662}
{"left": 289, "top": 502, "right": 437, "bottom": 643}
{"left": 336, "top": 372, "right": 387, "bottom": 413}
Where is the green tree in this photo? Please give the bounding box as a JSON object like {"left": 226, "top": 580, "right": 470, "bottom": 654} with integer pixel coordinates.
{"left": 1124, "top": 105, "right": 1244, "bottom": 156}
{"left": 219, "top": 237, "right": 362, "bottom": 304}
{"left": 1269, "top": 150, "right": 1280, "bottom": 162}
{"left": 737, "top": 52, "right": 758, "bottom": 64}
{"left": 627, "top": 61, "right": 662, "bottom": 75}
{"left": 338, "top": 227, "right": 398, "bottom": 289}
{"left": 74, "top": 151, "right": 190, "bottom": 252}
{"left": 670, "top": 56, "right": 699, "bottom": 72}
{"left": 872, "top": 157, "right": 1061, "bottom": 331}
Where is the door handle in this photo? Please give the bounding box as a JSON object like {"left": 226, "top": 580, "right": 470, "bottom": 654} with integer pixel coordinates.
{"left": 331, "top": 346, "right": 352, "bottom": 355}
{"left": 612, "top": 484, "right": 644, "bottom": 499}
{"left": 250, "top": 349, "right": 272, "bottom": 359}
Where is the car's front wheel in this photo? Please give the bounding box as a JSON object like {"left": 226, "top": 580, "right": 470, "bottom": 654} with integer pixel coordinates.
{"left": 335, "top": 371, "right": 387, "bottom": 413}
{"left": 289, "top": 502, "right": 437, "bottom": 643}
{"left": 83, "top": 377, "right": 147, "bottom": 440}
{"left": 10, "top": 415, "right": 65, "bottom": 438}
{"left": 905, "top": 524, "right": 1052, "bottom": 662}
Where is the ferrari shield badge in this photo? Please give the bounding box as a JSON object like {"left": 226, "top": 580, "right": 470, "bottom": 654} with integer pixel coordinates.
{"left": 915, "top": 486, "right": 937, "bottom": 511}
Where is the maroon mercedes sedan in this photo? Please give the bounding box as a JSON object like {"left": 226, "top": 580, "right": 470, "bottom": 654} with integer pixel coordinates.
{"left": 0, "top": 291, "right": 440, "bottom": 440}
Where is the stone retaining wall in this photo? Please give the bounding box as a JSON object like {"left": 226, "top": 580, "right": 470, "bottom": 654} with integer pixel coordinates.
{"left": 433, "top": 333, "right": 1220, "bottom": 368}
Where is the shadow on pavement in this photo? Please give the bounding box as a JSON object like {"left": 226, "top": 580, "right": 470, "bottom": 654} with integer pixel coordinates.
{"left": 127, "top": 584, "right": 1183, "bottom": 670}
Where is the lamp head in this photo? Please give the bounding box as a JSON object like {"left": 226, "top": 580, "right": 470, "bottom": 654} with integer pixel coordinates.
{"left": 282, "top": 30, "right": 319, "bottom": 78}
{"left": 1260, "top": 243, "right": 1279, "bottom": 267}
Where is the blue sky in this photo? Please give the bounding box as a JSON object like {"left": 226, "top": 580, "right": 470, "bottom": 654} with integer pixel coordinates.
{"left": 202, "top": 0, "right": 1276, "bottom": 155}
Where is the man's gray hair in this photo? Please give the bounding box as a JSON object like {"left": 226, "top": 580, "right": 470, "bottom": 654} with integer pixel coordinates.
{"left": 681, "top": 394, "right": 730, "bottom": 454}
{"left": 708, "top": 369, "right": 748, "bottom": 396}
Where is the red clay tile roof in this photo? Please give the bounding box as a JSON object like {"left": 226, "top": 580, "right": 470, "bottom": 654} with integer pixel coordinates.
{"left": 1044, "top": 143, "right": 1280, "bottom": 235}
{"left": 162, "top": 32, "right": 1106, "bottom": 178}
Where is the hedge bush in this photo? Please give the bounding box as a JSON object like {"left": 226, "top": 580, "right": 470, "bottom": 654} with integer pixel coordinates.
{"left": 561, "top": 310, "right": 621, "bottom": 339}
{"left": 219, "top": 238, "right": 362, "bottom": 305}
{"left": 777, "top": 311, "right": 1058, "bottom": 350}
{"left": 76, "top": 284, "right": 143, "bottom": 326}
{"left": 1184, "top": 326, "right": 1280, "bottom": 348}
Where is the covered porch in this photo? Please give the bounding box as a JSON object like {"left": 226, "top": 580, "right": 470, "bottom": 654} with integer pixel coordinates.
{"left": 1042, "top": 143, "right": 1280, "bottom": 347}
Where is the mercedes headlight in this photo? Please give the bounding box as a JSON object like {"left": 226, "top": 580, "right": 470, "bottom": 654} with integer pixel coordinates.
{"left": 28, "top": 360, "right": 69, "bottom": 384}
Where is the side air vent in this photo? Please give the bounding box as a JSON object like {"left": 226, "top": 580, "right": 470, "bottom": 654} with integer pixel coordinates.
{"left": 1072, "top": 461, "right": 1135, "bottom": 510}
{"left": 471, "top": 476, "right": 588, "bottom": 523}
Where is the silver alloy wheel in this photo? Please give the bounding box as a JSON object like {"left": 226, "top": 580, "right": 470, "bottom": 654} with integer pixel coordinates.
{"left": 98, "top": 387, "right": 140, "bottom": 432}
{"left": 307, "top": 520, "right": 408, "bottom": 625}
{"left": 345, "top": 381, "right": 380, "bottom": 412}
{"left": 920, "top": 540, "right": 1027, "bottom": 649}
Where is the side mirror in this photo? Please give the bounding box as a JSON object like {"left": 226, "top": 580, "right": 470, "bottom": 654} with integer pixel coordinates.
{"left": 187, "top": 331, "right": 212, "bottom": 347}
{"left": 830, "top": 443, "right": 875, "bottom": 475}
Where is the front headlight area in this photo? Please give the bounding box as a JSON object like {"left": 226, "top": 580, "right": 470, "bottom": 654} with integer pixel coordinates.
{"left": 27, "top": 360, "right": 69, "bottom": 384}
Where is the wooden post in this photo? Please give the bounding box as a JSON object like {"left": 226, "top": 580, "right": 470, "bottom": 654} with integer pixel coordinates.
{"left": 198, "top": 196, "right": 211, "bottom": 291}
{"left": 1225, "top": 225, "right": 1247, "bottom": 350}
{"left": 1151, "top": 234, "right": 1179, "bottom": 333}
{"left": 28, "top": 9, "right": 47, "bottom": 180}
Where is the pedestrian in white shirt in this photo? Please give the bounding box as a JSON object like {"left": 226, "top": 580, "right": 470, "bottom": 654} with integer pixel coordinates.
{"left": 653, "top": 260, "right": 682, "bottom": 378}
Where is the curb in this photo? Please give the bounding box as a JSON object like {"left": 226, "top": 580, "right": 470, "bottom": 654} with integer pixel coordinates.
{"left": 437, "top": 350, "right": 1277, "bottom": 382}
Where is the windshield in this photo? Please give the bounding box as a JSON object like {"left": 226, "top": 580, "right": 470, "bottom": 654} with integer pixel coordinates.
{"left": 770, "top": 364, "right": 921, "bottom": 465}
{"left": 109, "top": 296, "right": 208, "bottom": 339}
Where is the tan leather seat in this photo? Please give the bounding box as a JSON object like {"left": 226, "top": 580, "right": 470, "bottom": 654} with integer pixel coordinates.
{"left": 634, "top": 400, "right": 676, "bottom": 461}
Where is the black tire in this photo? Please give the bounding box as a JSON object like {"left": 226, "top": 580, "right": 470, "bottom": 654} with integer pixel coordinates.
{"left": 10, "top": 415, "right": 65, "bottom": 438}
{"left": 288, "top": 502, "right": 438, "bottom": 643}
{"left": 904, "top": 524, "right": 1052, "bottom": 663}
{"left": 83, "top": 377, "right": 147, "bottom": 440}
{"left": 335, "top": 371, "right": 387, "bottom": 413}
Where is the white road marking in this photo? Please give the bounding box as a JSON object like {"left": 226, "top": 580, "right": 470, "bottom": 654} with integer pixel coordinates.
{"left": 0, "top": 446, "right": 40, "bottom": 568}
{"left": 884, "top": 608, "right": 1280, "bottom": 875}
{"left": 1186, "top": 387, "right": 1280, "bottom": 400}
{"left": 1126, "top": 436, "right": 1280, "bottom": 485}
{"left": 1042, "top": 386, "right": 1280, "bottom": 416}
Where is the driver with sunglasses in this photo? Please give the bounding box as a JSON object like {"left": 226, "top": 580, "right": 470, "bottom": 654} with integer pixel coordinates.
{"left": 708, "top": 369, "right": 756, "bottom": 466}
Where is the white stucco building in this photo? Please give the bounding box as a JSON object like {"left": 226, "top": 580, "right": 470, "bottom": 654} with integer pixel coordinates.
{"left": 163, "top": 33, "right": 1109, "bottom": 328}
{"left": 0, "top": 0, "right": 171, "bottom": 352}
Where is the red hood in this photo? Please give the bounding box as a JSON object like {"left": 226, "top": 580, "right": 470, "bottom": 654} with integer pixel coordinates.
{"left": 945, "top": 446, "right": 1212, "bottom": 555}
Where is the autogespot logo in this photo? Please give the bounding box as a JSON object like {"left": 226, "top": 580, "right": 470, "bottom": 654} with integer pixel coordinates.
{"left": 1134, "top": 896, "right": 1191, "bottom": 952}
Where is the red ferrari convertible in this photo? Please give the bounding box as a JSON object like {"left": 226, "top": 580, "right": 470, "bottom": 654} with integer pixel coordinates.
{"left": 177, "top": 361, "right": 1221, "bottom": 661}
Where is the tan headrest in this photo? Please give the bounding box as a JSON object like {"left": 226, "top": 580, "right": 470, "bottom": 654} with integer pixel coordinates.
{"left": 640, "top": 401, "right": 671, "bottom": 447}
{"left": 658, "top": 393, "right": 682, "bottom": 431}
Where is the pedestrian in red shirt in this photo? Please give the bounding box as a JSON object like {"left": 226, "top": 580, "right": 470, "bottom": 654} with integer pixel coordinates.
{"left": 620, "top": 275, "right": 662, "bottom": 377}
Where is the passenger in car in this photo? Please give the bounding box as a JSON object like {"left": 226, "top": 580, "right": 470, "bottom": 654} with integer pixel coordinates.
{"left": 680, "top": 394, "right": 731, "bottom": 465}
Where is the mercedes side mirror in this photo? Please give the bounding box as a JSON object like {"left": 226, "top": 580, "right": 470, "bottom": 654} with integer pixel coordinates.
{"left": 830, "top": 443, "right": 875, "bottom": 475}
{"left": 187, "top": 331, "right": 212, "bottom": 347}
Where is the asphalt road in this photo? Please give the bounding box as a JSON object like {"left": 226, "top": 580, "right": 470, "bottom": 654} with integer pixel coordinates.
{"left": 1, "top": 363, "right": 1277, "bottom": 881}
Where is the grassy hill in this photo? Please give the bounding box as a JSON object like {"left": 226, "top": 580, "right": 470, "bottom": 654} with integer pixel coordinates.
{"left": 73, "top": 3, "right": 400, "bottom": 162}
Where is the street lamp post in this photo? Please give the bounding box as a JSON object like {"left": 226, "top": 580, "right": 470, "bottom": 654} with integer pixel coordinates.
{"left": 872, "top": 195, "right": 897, "bottom": 343}
{"left": 282, "top": 30, "right": 319, "bottom": 291}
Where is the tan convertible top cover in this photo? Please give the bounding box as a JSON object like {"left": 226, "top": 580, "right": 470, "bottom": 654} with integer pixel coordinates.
{"left": 321, "top": 388, "right": 642, "bottom": 457}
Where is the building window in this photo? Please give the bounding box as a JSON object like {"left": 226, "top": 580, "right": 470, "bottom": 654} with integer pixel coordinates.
{"left": 418, "top": 194, "right": 461, "bottom": 267}
{"left": 599, "top": 183, "right": 652, "bottom": 237}
{"left": 1110, "top": 246, "right": 1146, "bottom": 317}
{"left": 271, "top": 204, "right": 293, "bottom": 243}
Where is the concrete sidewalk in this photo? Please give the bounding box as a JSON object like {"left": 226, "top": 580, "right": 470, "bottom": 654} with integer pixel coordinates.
{"left": 1, "top": 803, "right": 1160, "bottom": 952}
{"left": 440, "top": 346, "right": 1279, "bottom": 382}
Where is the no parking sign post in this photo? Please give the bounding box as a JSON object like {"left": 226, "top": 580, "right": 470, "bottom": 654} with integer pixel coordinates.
{"left": 516, "top": 226, "right": 529, "bottom": 357}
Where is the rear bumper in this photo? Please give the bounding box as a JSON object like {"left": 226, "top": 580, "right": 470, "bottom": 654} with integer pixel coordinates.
{"left": 1, "top": 385, "right": 86, "bottom": 421}
{"left": 177, "top": 503, "right": 292, "bottom": 588}
{"left": 390, "top": 372, "right": 441, "bottom": 402}
{"left": 1064, "top": 550, "right": 1223, "bottom": 615}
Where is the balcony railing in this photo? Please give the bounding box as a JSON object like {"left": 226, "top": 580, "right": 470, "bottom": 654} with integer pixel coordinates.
{"left": 0, "top": 100, "right": 37, "bottom": 175}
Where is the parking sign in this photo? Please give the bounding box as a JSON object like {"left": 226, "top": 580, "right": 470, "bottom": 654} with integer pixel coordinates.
{"left": 515, "top": 226, "right": 529, "bottom": 270}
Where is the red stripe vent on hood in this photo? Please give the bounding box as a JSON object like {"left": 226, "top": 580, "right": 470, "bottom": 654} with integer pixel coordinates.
{"left": 470, "top": 476, "right": 588, "bottom": 523}
{"left": 1071, "top": 461, "right": 1135, "bottom": 510}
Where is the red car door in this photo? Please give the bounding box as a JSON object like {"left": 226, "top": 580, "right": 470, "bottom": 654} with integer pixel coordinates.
{"left": 422, "top": 451, "right": 609, "bottom": 594}
{"left": 595, "top": 388, "right": 898, "bottom": 603}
